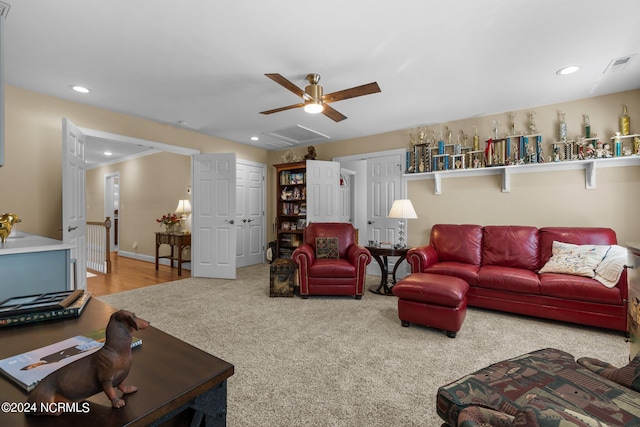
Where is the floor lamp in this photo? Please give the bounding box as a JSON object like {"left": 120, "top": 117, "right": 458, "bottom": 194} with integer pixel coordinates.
{"left": 388, "top": 199, "right": 417, "bottom": 248}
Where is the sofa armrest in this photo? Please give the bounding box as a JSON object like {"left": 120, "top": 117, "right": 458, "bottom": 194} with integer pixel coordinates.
{"left": 406, "top": 245, "right": 438, "bottom": 273}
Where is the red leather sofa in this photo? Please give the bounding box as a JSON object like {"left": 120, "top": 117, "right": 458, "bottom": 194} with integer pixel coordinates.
{"left": 407, "top": 224, "right": 628, "bottom": 332}
{"left": 293, "top": 222, "right": 372, "bottom": 299}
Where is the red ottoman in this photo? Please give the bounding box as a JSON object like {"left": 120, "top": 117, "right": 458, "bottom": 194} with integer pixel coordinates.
{"left": 392, "top": 273, "right": 469, "bottom": 338}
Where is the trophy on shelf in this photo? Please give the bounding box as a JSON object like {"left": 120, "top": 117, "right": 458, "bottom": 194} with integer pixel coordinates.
{"left": 492, "top": 120, "right": 500, "bottom": 139}
{"left": 621, "top": 105, "right": 630, "bottom": 136}
{"left": 528, "top": 111, "right": 537, "bottom": 134}
{"left": 558, "top": 111, "right": 568, "bottom": 141}
{"left": 583, "top": 114, "right": 591, "bottom": 138}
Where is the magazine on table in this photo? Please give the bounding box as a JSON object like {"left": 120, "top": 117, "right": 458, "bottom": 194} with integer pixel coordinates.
{"left": 0, "top": 328, "right": 142, "bottom": 391}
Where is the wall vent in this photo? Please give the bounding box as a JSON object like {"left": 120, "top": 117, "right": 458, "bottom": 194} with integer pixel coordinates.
{"left": 604, "top": 54, "right": 635, "bottom": 74}
{"left": 263, "top": 125, "right": 330, "bottom": 146}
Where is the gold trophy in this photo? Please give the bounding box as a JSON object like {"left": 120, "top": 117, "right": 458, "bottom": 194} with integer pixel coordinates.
{"left": 621, "top": 105, "right": 630, "bottom": 136}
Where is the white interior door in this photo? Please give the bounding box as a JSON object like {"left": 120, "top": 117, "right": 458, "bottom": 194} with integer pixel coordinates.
{"left": 62, "top": 118, "right": 87, "bottom": 290}
{"left": 192, "top": 153, "right": 237, "bottom": 279}
{"left": 235, "top": 160, "right": 265, "bottom": 267}
{"left": 306, "top": 159, "right": 341, "bottom": 223}
{"left": 367, "top": 154, "right": 403, "bottom": 244}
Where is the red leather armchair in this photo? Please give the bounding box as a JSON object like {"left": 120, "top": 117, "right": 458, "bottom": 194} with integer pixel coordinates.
{"left": 292, "top": 222, "right": 372, "bottom": 299}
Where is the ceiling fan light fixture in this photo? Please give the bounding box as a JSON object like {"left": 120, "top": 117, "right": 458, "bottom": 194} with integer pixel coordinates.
{"left": 304, "top": 101, "right": 324, "bottom": 114}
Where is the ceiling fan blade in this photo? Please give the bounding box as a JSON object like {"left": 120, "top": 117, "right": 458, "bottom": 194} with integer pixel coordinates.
{"left": 265, "top": 73, "right": 310, "bottom": 100}
{"left": 323, "top": 82, "right": 381, "bottom": 103}
{"left": 322, "top": 104, "right": 347, "bottom": 122}
{"left": 260, "top": 103, "right": 305, "bottom": 115}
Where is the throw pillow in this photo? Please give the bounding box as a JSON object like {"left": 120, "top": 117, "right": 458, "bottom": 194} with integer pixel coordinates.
{"left": 538, "top": 241, "right": 609, "bottom": 278}
{"left": 315, "top": 237, "right": 339, "bottom": 259}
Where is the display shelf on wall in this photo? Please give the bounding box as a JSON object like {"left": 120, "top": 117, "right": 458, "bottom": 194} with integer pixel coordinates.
{"left": 404, "top": 155, "right": 640, "bottom": 195}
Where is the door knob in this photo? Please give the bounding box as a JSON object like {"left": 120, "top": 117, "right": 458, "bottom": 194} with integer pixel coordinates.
{"left": 367, "top": 220, "right": 375, "bottom": 225}
{"left": 242, "top": 219, "right": 247, "bottom": 223}
{"left": 225, "top": 219, "right": 235, "bottom": 225}
{"left": 68, "top": 225, "right": 78, "bottom": 232}
{"left": 247, "top": 219, "right": 254, "bottom": 223}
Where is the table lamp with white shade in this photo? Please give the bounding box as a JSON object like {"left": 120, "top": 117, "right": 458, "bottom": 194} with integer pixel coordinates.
{"left": 387, "top": 199, "right": 417, "bottom": 248}
{"left": 175, "top": 199, "right": 192, "bottom": 232}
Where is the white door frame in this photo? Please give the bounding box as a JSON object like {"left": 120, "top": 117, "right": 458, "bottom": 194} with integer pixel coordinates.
{"left": 334, "top": 149, "right": 406, "bottom": 278}
{"left": 333, "top": 148, "right": 406, "bottom": 244}
{"left": 62, "top": 119, "right": 88, "bottom": 290}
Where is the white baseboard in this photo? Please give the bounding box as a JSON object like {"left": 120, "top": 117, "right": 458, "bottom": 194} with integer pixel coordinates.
{"left": 117, "top": 251, "right": 192, "bottom": 271}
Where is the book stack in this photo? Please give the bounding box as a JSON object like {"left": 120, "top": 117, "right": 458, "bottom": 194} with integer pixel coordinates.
{"left": 0, "top": 290, "right": 92, "bottom": 328}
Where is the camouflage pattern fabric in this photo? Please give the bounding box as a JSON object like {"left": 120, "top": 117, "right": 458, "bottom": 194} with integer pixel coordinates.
{"left": 437, "top": 348, "right": 640, "bottom": 427}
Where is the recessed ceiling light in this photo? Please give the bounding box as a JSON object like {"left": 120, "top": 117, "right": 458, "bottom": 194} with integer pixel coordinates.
{"left": 250, "top": 136, "right": 259, "bottom": 141}
{"left": 556, "top": 66, "right": 581, "bottom": 75}
{"left": 104, "top": 151, "right": 113, "bottom": 156}
{"left": 70, "top": 85, "right": 91, "bottom": 94}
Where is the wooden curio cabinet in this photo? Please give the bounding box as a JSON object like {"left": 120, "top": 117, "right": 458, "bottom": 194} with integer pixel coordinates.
{"left": 274, "top": 161, "right": 307, "bottom": 258}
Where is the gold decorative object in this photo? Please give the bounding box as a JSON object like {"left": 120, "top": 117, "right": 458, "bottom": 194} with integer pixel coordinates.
{"left": 472, "top": 126, "right": 479, "bottom": 151}
{"left": 0, "top": 213, "right": 21, "bottom": 243}
{"left": 621, "top": 105, "right": 630, "bottom": 136}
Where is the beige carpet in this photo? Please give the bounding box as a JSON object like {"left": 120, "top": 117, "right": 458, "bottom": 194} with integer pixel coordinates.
{"left": 99, "top": 263, "right": 629, "bottom": 427}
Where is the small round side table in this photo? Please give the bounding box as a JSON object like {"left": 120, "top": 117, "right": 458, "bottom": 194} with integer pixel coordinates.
{"left": 365, "top": 246, "right": 410, "bottom": 296}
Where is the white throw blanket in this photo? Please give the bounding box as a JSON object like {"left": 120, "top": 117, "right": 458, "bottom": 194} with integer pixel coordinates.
{"left": 594, "top": 245, "right": 627, "bottom": 288}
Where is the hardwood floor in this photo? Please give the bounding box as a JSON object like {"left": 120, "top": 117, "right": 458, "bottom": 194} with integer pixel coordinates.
{"left": 87, "top": 253, "right": 191, "bottom": 297}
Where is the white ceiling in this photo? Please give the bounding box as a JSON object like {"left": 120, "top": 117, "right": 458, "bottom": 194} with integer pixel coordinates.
{"left": 4, "top": 1, "right": 640, "bottom": 163}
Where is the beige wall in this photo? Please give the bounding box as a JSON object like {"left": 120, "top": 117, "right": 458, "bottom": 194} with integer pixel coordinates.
{"left": 270, "top": 89, "right": 640, "bottom": 246}
{"left": 86, "top": 152, "right": 191, "bottom": 257}
{"left": 3, "top": 84, "right": 639, "bottom": 253}
{"left": 2, "top": 85, "right": 267, "bottom": 241}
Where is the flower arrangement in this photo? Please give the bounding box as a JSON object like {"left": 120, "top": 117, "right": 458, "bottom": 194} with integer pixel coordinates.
{"left": 156, "top": 213, "right": 180, "bottom": 227}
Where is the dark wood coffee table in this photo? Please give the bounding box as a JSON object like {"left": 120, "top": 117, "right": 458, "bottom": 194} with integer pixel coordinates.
{"left": 0, "top": 298, "right": 234, "bottom": 426}
{"left": 366, "top": 245, "right": 410, "bottom": 295}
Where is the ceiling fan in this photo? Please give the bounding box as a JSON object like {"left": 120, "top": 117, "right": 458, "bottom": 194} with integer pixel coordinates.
{"left": 260, "top": 73, "right": 381, "bottom": 122}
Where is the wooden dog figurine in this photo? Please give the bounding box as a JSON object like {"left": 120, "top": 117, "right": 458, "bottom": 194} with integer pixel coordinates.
{"left": 0, "top": 213, "right": 21, "bottom": 243}
{"left": 27, "top": 310, "right": 149, "bottom": 415}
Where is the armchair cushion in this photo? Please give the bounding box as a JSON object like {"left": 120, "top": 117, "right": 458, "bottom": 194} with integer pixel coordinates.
{"left": 315, "top": 237, "right": 339, "bottom": 259}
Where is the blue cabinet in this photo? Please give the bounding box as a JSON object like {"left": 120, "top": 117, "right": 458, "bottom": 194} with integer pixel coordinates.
{"left": 0, "top": 233, "right": 73, "bottom": 301}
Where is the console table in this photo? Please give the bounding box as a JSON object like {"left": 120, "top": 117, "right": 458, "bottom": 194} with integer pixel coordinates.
{"left": 0, "top": 298, "right": 234, "bottom": 426}
{"left": 155, "top": 232, "right": 191, "bottom": 276}
{"left": 366, "top": 246, "right": 409, "bottom": 295}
